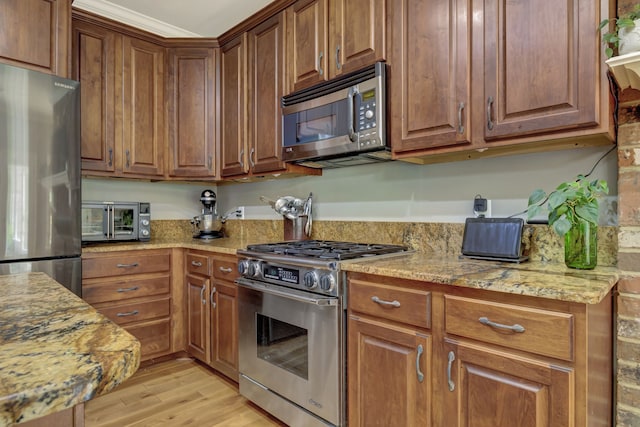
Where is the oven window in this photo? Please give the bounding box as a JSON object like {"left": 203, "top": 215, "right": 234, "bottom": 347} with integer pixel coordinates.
{"left": 296, "top": 110, "right": 337, "bottom": 143}
{"left": 256, "top": 314, "right": 308, "bottom": 380}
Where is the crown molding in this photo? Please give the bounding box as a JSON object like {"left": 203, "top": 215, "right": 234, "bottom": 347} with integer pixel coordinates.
{"left": 73, "top": 0, "right": 202, "bottom": 38}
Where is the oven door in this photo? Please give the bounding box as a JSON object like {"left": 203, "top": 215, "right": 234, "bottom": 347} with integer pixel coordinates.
{"left": 237, "top": 278, "right": 341, "bottom": 426}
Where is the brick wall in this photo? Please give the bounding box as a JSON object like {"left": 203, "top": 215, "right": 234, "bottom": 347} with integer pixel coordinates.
{"left": 614, "top": 1, "right": 640, "bottom": 420}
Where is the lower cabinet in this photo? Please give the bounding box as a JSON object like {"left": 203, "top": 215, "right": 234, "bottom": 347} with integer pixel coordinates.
{"left": 82, "top": 249, "right": 174, "bottom": 361}
{"left": 347, "top": 272, "right": 613, "bottom": 427}
{"left": 348, "top": 316, "right": 430, "bottom": 426}
{"left": 185, "top": 250, "right": 239, "bottom": 381}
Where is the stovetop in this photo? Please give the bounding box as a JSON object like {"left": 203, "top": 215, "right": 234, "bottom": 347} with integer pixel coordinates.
{"left": 244, "top": 240, "right": 409, "bottom": 261}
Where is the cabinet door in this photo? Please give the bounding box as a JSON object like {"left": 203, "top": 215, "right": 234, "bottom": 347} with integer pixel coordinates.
{"left": 247, "top": 13, "right": 287, "bottom": 174}
{"left": 348, "top": 315, "right": 430, "bottom": 427}
{"left": 210, "top": 281, "right": 238, "bottom": 381}
{"left": 330, "top": 0, "right": 386, "bottom": 77}
{"left": 167, "top": 47, "right": 217, "bottom": 178}
{"left": 474, "top": 0, "right": 597, "bottom": 142}
{"left": 220, "top": 35, "right": 248, "bottom": 177}
{"left": 72, "top": 21, "right": 117, "bottom": 173}
{"left": 0, "top": 0, "right": 70, "bottom": 77}
{"left": 186, "top": 274, "right": 210, "bottom": 363}
{"left": 389, "top": 0, "right": 471, "bottom": 155}
{"left": 286, "top": 0, "right": 328, "bottom": 92}
{"left": 121, "top": 36, "right": 165, "bottom": 177}
{"left": 443, "top": 339, "right": 573, "bottom": 427}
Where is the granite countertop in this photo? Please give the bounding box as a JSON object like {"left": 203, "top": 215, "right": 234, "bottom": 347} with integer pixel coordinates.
{"left": 82, "top": 238, "right": 619, "bottom": 305}
{"left": 0, "top": 273, "right": 140, "bottom": 425}
{"left": 340, "top": 252, "right": 619, "bottom": 304}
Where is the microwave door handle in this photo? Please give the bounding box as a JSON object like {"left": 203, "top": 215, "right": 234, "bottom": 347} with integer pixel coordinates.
{"left": 347, "top": 86, "right": 357, "bottom": 142}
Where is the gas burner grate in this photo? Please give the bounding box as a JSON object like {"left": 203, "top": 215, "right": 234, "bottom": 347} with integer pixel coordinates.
{"left": 245, "top": 240, "right": 408, "bottom": 261}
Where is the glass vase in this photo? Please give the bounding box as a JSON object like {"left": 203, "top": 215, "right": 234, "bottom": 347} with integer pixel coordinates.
{"left": 564, "top": 219, "right": 597, "bottom": 269}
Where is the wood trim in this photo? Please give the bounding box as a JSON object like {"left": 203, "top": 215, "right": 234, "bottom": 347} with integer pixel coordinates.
{"left": 217, "top": 0, "right": 297, "bottom": 45}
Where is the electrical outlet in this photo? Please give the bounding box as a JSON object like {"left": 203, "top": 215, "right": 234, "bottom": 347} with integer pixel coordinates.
{"left": 236, "top": 206, "right": 245, "bottom": 219}
{"left": 473, "top": 196, "right": 492, "bottom": 218}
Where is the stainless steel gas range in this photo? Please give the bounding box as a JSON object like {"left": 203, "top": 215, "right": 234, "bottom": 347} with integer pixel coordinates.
{"left": 236, "top": 240, "right": 409, "bottom": 427}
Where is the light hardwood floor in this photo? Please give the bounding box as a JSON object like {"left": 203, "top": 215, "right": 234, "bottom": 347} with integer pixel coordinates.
{"left": 85, "top": 359, "right": 286, "bottom": 426}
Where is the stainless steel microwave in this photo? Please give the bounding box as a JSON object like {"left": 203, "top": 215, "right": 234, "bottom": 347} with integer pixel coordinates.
{"left": 282, "top": 62, "right": 391, "bottom": 168}
{"left": 81, "top": 202, "right": 151, "bottom": 243}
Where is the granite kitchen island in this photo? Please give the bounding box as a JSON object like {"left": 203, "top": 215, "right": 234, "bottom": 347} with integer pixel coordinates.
{"left": 0, "top": 272, "right": 140, "bottom": 426}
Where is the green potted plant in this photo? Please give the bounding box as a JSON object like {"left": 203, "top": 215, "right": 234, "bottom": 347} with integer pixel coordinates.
{"left": 527, "top": 175, "right": 608, "bottom": 269}
{"left": 599, "top": 4, "right": 640, "bottom": 58}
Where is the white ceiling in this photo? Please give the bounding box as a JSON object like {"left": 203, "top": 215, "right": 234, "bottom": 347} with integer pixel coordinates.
{"left": 73, "top": 0, "right": 274, "bottom": 37}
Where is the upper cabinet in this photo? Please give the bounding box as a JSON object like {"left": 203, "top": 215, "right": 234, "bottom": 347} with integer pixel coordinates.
{"left": 388, "top": 0, "right": 471, "bottom": 154}
{"left": 220, "top": 14, "right": 321, "bottom": 180}
{"left": 73, "top": 14, "right": 166, "bottom": 179}
{"left": 246, "top": 13, "right": 288, "bottom": 175}
{"left": 390, "top": 0, "right": 614, "bottom": 163}
{"left": 286, "top": 0, "right": 386, "bottom": 93}
{"left": 120, "top": 36, "right": 165, "bottom": 177}
{"left": 167, "top": 46, "right": 217, "bottom": 179}
{"left": 219, "top": 35, "right": 247, "bottom": 177}
{"left": 0, "top": 0, "right": 71, "bottom": 77}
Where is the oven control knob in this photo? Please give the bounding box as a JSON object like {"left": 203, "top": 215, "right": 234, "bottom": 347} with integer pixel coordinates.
{"left": 303, "top": 271, "right": 319, "bottom": 289}
{"left": 319, "top": 274, "right": 335, "bottom": 292}
{"left": 248, "top": 261, "right": 262, "bottom": 278}
{"left": 237, "top": 259, "right": 250, "bottom": 276}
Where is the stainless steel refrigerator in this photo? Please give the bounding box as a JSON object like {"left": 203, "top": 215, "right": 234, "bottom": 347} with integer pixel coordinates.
{"left": 0, "top": 63, "right": 81, "bottom": 295}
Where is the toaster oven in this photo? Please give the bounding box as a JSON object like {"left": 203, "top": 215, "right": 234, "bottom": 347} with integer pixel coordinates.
{"left": 81, "top": 202, "right": 150, "bottom": 243}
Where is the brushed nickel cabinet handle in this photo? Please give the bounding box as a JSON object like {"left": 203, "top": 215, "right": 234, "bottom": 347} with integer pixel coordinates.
{"left": 416, "top": 344, "right": 425, "bottom": 383}
{"left": 371, "top": 296, "right": 400, "bottom": 308}
{"left": 335, "top": 45, "right": 341, "bottom": 70}
{"left": 210, "top": 286, "right": 217, "bottom": 308}
{"left": 125, "top": 149, "right": 131, "bottom": 168}
{"left": 486, "top": 96, "right": 494, "bottom": 130}
{"left": 116, "top": 263, "right": 139, "bottom": 268}
{"left": 239, "top": 149, "right": 244, "bottom": 168}
{"left": 117, "top": 310, "right": 139, "bottom": 317}
{"left": 478, "top": 316, "right": 525, "bottom": 333}
{"left": 108, "top": 148, "right": 113, "bottom": 167}
{"left": 318, "top": 51, "right": 324, "bottom": 76}
{"left": 249, "top": 148, "right": 255, "bottom": 167}
{"left": 191, "top": 260, "right": 203, "bottom": 267}
{"left": 447, "top": 351, "right": 455, "bottom": 392}
{"left": 219, "top": 266, "right": 233, "bottom": 274}
{"left": 200, "top": 284, "right": 206, "bottom": 305}
{"left": 116, "top": 286, "right": 139, "bottom": 293}
{"left": 458, "top": 102, "right": 465, "bottom": 134}
{"left": 208, "top": 155, "right": 213, "bottom": 170}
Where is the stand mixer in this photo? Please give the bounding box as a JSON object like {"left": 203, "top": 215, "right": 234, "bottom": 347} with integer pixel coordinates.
{"left": 191, "top": 189, "right": 224, "bottom": 239}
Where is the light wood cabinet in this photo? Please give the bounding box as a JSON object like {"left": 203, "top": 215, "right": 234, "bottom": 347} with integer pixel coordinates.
{"left": 389, "top": 0, "right": 613, "bottom": 163}
{"left": 286, "top": 0, "right": 386, "bottom": 93}
{"left": 185, "top": 250, "right": 239, "bottom": 381}
{"left": 347, "top": 272, "right": 613, "bottom": 427}
{"left": 82, "top": 250, "right": 174, "bottom": 362}
{"left": 167, "top": 46, "right": 218, "bottom": 178}
{"left": 73, "top": 13, "right": 165, "bottom": 179}
{"left": 0, "top": 0, "right": 71, "bottom": 77}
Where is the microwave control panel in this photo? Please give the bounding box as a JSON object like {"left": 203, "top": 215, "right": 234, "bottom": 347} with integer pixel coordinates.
{"left": 356, "top": 88, "right": 382, "bottom": 148}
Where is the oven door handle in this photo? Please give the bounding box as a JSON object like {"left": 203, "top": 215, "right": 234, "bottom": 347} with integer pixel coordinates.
{"left": 236, "top": 278, "right": 338, "bottom": 307}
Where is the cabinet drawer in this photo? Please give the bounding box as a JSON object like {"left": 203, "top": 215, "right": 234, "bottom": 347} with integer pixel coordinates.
{"left": 186, "top": 252, "right": 211, "bottom": 276}
{"left": 83, "top": 251, "right": 171, "bottom": 279}
{"left": 83, "top": 275, "right": 170, "bottom": 304}
{"left": 98, "top": 297, "right": 171, "bottom": 326}
{"left": 349, "top": 279, "right": 431, "bottom": 329}
{"left": 445, "top": 295, "right": 574, "bottom": 361}
{"left": 213, "top": 256, "right": 237, "bottom": 280}
{"left": 126, "top": 319, "right": 171, "bottom": 361}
